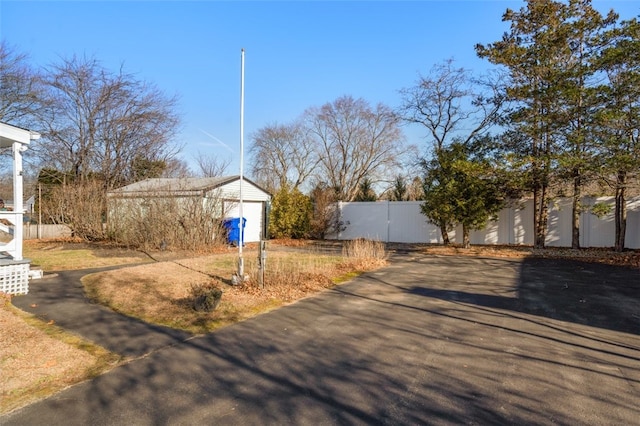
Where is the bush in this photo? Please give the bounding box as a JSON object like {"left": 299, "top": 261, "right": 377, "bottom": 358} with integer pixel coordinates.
{"left": 189, "top": 281, "right": 223, "bottom": 312}
{"left": 107, "top": 194, "right": 227, "bottom": 251}
{"left": 40, "top": 180, "right": 107, "bottom": 241}
{"left": 268, "top": 185, "right": 313, "bottom": 239}
{"left": 342, "top": 238, "right": 386, "bottom": 260}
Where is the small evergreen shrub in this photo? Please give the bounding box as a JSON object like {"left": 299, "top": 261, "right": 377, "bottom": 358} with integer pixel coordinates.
{"left": 189, "top": 282, "right": 223, "bottom": 312}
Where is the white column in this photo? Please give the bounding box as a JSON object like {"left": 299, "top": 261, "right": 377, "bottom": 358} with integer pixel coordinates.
{"left": 12, "top": 141, "right": 24, "bottom": 261}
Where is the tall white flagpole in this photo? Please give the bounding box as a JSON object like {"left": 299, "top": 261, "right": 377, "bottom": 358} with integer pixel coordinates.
{"left": 238, "top": 48, "right": 245, "bottom": 280}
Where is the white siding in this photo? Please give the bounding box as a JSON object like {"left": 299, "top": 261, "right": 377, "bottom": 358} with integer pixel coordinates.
{"left": 212, "top": 179, "right": 270, "bottom": 243}
{"left": 218, "top": 180, "right": 271, "bottom": 202}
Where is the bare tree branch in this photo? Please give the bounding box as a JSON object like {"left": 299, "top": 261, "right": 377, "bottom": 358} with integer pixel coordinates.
{"left": 33, "top": 55, "right": 182, "bottom": 189}
{"left": 0, "top": 41, "right": 44, "bottom": 125}
{"left": 307, "top": 96, "right": 405, "bottom": 202}
{"left": 193, "top": 152, "right": 231, "bottom": 178}
{"left": 397, "top": 59, "right": 503, "bottom": 151}
{"left": 249, "top": 120, "right": 319, "bottom": 193}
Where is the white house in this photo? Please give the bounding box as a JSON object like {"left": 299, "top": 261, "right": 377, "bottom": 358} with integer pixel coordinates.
{"left": 107, "top": 176, "right": 271, "bottom": 243}
{"left": 0, "top": 122, "right": 40, "bottom": 295}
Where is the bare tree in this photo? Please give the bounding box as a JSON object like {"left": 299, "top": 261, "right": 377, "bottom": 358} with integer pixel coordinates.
{"left": 163, "top": 158, "right": 192, "bottom": 178}
{"left": 0, "top": 41, "right": 44, "bottom": 125}
{"left": 398, "top": 59, "right": 503, "bottom": 151}
{"left": 249, "top": 121, "right": 318, "bottom": 193}
{"left": 306, "top": 95, "right": 405, "bottom": 202}
{"left": 406, "top": 176, "right": 424, "bottom": 201}
{"left": 0, "top": 42, "right": 44, "bottom": 172}
{"left": 398, "top": 60, "right": 503, "bottom": 243}
{"left": 193, "top": 151, "right": 231, "bottom": 178}
{"left": 34, "top": 55, "right": 182, "bottom": 189}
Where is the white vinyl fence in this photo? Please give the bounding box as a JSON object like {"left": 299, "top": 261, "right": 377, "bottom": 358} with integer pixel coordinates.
{"left": 332, "top": 197, "right": 640, "bottom": 249}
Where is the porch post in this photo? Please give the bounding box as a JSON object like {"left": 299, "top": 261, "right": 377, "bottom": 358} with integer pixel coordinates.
{"left": 12, "top": 141, "right": 25, "bottom": 260}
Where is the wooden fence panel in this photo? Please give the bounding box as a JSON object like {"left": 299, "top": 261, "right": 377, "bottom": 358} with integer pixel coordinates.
{"left": 23, "top": 224, "right": 72, "bottom": 240}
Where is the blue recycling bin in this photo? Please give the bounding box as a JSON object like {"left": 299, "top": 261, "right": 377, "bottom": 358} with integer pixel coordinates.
{"left": 223, "top": 217, "right": 246, "bottom": 245}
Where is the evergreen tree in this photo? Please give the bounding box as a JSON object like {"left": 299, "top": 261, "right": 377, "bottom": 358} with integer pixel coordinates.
{"left": 130, "top": 156, "right": 167, "bottom": 182}
{"left": 268, "top": 184, "right": 312, "bottom": 239}
{"left": 595, "top": 17, "right": 640, "bottom": 251}
{"left": 354, "top": 178, "right": 377, "bottom": 201}
{"left": 421, "top": 142, "right": 507, "bottom": 248}
{"left": 421, "top": 147, "right": 457, "bottom": 245}
{"left": 554, "top": 0, "right": 617, "bottom": 248}
{"left": 389, "top": 175, "right": 408, "bottom": 201}
{"left": 477, "top": 0, "right": 577, "bottom": 248}
{"left": 398, "top": 59, "right": 503, "bottom": 243}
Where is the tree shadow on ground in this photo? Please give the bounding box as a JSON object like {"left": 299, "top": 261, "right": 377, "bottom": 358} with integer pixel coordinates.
{"left": 409, "top": 256, "right": 640, "bottom": 336}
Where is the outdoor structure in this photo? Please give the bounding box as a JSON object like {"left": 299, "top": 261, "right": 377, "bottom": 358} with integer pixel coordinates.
{"left": 0, "top": 122, "right": 40, "bottom": 295}
{"left": 332, "top": 198, "right": 640, "bottom": 249}
{"left": 107, "top": 175, "right": 271, "bottom": 243}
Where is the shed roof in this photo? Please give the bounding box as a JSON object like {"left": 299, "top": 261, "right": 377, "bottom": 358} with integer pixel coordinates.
{"left": 108, "top": 175, "right": 270, "bottom": 197}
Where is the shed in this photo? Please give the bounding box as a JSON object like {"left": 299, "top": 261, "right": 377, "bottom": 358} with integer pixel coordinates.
{"left": 107, "top": 176, "right": 271, "bottom": 243}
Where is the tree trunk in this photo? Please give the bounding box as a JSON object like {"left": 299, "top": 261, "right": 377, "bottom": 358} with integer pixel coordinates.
{"left": 439, "top": 222, "right": 450, "bottom": 245}
{"left": 462, "top": 224, "right": 470, "bottom": 249}
{"left": 532, "top": 142, "right": 549, "bottom": 250}
{"left": 539, "top": 185, "right": 549, "bottom": 249}
{"left": 571, "top": 172, "right": 581, "bottom": 249}
{"left": 614, "top": 171, "right": 627, "bottom": 252}
{"left": 533, "top": 185, "right": 547, "bottom": 249}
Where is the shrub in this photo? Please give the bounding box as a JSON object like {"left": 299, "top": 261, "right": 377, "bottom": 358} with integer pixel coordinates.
{"left": 107, "top": 193, "right": 227, "bottom": 251}
{"left": 268, "top": 185, "right": 313, "bottom": 239}
{"left": 342, "top": 238, "right": 386, "bottom": 260}
{"left": 189, "top": 281, "right": 223, "bottom": 312}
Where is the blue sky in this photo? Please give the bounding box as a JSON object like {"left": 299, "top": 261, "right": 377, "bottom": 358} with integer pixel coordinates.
{"left": 2, "top": 1, "right": 638, "bottom": 175}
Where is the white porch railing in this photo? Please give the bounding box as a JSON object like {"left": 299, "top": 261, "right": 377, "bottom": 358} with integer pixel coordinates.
{"left": 0, "top": 211, "right": 19, "bottom": 256}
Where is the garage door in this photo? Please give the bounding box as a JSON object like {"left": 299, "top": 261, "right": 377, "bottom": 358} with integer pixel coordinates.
{"left": 224, "top": 201, "right": 264, "bottom": 243}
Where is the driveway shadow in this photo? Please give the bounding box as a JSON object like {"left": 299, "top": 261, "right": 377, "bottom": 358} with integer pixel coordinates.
{"left": 11, "top": 266, "right": 192, "bottom": 358}
{"left": 4, "top": 253, "right": 640, "bottom": 425}
{"left": 408, "top": 256, "right": 639, "bottom": 336}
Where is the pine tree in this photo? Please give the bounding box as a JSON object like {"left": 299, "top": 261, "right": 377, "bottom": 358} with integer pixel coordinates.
{"left": 421, "top": 142, "right": 507, "bottom": 248}
{"left": 477, "top": 0, "right": 575, "bottom": 248}
{"left": 595, "top": 17, "right": 640, "bottom": 251}
{"left": 354, "top": 178, "right": 377, "bottom": 202}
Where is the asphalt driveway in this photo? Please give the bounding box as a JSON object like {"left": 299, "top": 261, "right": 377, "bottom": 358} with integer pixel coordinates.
{"left": 4, "top": 253, "right": 640, "bottom": 425}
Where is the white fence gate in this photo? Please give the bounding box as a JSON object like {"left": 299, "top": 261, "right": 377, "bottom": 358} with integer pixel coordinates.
{"left": 332, "top": 197, "right": 640, "bottom": 249}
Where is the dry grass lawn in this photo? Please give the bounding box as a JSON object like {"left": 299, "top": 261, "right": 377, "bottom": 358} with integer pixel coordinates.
{"left": 23, "top": 239, "right": 153, "bottom": 271}
{"left": 83, "top": 247, "right": 385, "bottom": 334}
{"left": 0, "top": 293, "right": 120, "bottom": 414}
{"left": 1, "top": 238, "right": 386, "bottom": 415}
